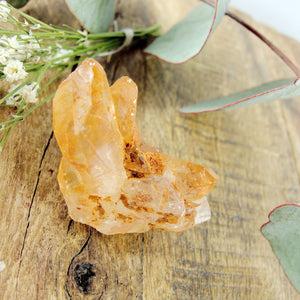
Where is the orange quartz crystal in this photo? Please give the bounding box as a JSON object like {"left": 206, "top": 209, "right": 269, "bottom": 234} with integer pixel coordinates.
{"left": 53, "top": 58, "right": 217, "bottom": 234}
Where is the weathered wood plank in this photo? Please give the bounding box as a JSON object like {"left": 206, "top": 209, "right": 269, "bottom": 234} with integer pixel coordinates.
{"left": 0, "top": 0, "right": 299, "bottom": 299}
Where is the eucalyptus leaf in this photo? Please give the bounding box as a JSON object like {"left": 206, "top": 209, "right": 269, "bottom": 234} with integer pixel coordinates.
{"left": 179, "top": 77, "right": 300, "bottom": 113}
{"left": 145, "top": 0, "right": 230, "bottom": 63}
{"left": 65, "top": 0, "right": 115, "bottom": 33}
{"left": 261, "top": 204, "right": 300, "bottom": 293}
{"left": 7, "top": 0, "right": 29, "bottom": 8}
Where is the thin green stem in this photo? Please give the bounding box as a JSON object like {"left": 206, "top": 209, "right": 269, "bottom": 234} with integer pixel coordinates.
{"left": 0, "top": 74, "right": 37, "bottom": 105}
{"left": 0, "top": 117, "right": 18, "bottom": 127}
{"left": 0, "top": 127, "right": 12, "bottom": 152}
{"left": 0, "top": 118, "right": 21, "bottom": 132}
{"left": 22, "top": 91, "right": 56, "bottom": 117}
{"left": 10, "top": 7, "right": 56, "bottom": 31}
{"left": 38, "top": 68, "right": 65, "bottom": 94}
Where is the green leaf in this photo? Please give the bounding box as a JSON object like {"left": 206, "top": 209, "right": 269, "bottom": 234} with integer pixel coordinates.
{"left": 7, "top": 0, "right": 29, "bottom": 8}
{"left": 261, "top": 204, "right": 300, "bottom": 293}
{"left": 144, "top": 0, "right": 230, "bottom": 64}
{"left": 179, "top": 77, "right": 300, "bottom": 113}
{"left": 65, "top": 0, "right": 115, "bottom": 33}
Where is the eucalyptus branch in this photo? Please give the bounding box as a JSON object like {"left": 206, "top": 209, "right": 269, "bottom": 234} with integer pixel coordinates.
{"left": 226, "top": 11, "right": 300, "bottom": 77}
{"left": 200, "top": 0, "right": 300, "bottom": 77}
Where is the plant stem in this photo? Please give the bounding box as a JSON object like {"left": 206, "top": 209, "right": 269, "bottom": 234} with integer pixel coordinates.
{"left": 0, "top": 127, "right": 12, "bottom": 152}
{"left": 226, "top": 11, "right": 300, "bottom": 77}
{"left": 201, "top": 0, "right": 300, "bottom": 77}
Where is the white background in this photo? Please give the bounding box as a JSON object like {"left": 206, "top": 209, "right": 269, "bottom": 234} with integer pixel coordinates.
{"left": 231, "top": 0, "right": 300, "bottom": 42}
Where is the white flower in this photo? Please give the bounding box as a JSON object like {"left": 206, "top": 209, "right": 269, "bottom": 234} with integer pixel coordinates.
{"left": 0, "top": 35, "right": 24, "bottom": 61}
{"left": 19, "top": 82, "right": 39, "bottom": 103}
{"left": 3, "top": 60, "right": 27, "bottom": 82}
{"left": 30, "top": 23, "right": 41, "bottom": 30}
{"left": 7, "top": 82, "right": 39, "bottom": 106}
{"left": 0, "top": 46, "right": 10, "bottom": 64}
{"left": 7, "top": 36, "right": 29, "bottom": 61}
{"left": 0, "top": 34, "right": 42, "bottom": 63}
{"left": 52, "top": 48, "right": 73, "bottom": 65}
{"left": 11, "top": 113, "right": 23, "bottom": 119}
{"left": 7, "top": 36, "right": 19, "bottom": 49}
{"left": 45, "top": 46, "right": 52, "bottom": 54}
{"left": 28, "top": 39, "right": 40, "bottom": 51}
{"left": 77, "top": 29, "right": 88, "bottom": 36}
{"left": 19, "top": 35, "right": 41, "bottom": 60}
{"left": 6, "top": 84, "right": 22, "bottom": 105}
{"left": 0, "top": 34, "right": 8, "bottom": 47}
{"left": 55, "top": 42, "right": 63, "bottom": 49}
{"left": 0, "top": 1, "right": 10, "bottom": 22}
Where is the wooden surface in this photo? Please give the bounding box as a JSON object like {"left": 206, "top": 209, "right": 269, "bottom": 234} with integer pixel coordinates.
{"left": 1, "top": 0, "right": 300, "bottom": 299}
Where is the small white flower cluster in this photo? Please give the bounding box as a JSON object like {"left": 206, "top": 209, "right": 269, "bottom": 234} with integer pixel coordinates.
{"left": 0, "top": 33, "right": 43, "bottom": 104}
{"left": 6, "top": 82, "right": 39, "bottom": 106}
{"left": 3, "top": 59, "right": 27, "bottom": 82}
{"left": 0, "top": 34, "right": 41, "bottom": 65}
{"left": 77, "top": 29, "right": 90, "bottom": 48}
{"left": 0, "top": 20, "right": 43, "bottom": 106}
{"left": 52, "top": 43, "right": 74, "bottom": 65}
{"left": 0, "top": 26, "right": 74, "bottom": 109}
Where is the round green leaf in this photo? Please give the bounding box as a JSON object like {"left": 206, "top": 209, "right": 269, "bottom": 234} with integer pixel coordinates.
{"left": 7, "top": 0, "right": 30, "bottom": 8}
{"left": 261, "top": 204, "right": 300, "bottom": 293}
{"left": 65, "top": 0, "right": 115, "bottom": 33}
{"left": 145, "top": 0, "right": 230, "bottom": 64}
{"left": 180, "top": 77, "right": 300, "bottom": 113}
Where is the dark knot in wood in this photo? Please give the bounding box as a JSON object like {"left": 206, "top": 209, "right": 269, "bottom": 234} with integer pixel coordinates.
{"left": 73, "top": 262, "right": 96, "bottom": 294}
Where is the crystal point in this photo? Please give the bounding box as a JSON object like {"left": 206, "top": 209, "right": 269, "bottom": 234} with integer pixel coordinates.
{"left": 53, "top": 58, "right": 217, "bottom": 234}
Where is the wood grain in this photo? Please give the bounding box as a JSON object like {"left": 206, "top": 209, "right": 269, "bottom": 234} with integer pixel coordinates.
{"left": 0, "top": 0, "right": 299, "bottom": 299}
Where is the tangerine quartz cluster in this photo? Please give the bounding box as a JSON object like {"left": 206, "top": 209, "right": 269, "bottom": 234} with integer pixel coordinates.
{"left": 53, "top": 58, "right": 217, "bottom": 234}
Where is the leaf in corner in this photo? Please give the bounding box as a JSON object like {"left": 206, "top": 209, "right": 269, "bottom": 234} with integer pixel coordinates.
{"left": 65, "top": 0, "right": 115, "bottom": 33}
{"left": 144, "top": 0, "right": 230, "bottom": 64}
{"left": 7, "top": 0, "right": 30, "bottom": 8}
{"left": 261, "top": 204, "right": 300, "bottom": 293}
{"left": 179, "top": 77, "right": 300, "bottom": 113}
